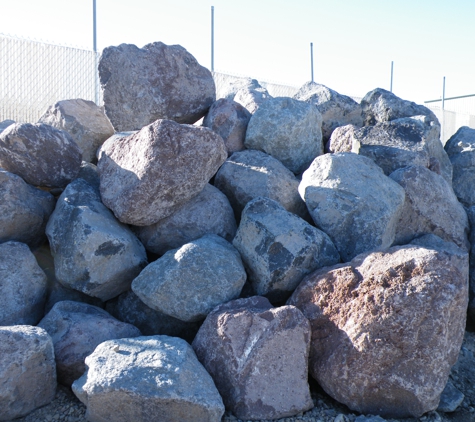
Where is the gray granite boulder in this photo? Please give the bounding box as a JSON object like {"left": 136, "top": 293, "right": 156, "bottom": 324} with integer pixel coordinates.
{"left": 294, "top": 81, "right": 363, "bottom": 141}
{"left": 0, "top": 122, "right": 82, "bottom": 187}
{"left": 299, "top": 153, "right": 405, "bottom": 262}
{"left": 132, "top": 234, "right": 246, "bottom": 322}
{"left": 46, "top": 178, "right": 147, "bottom": 301}
{"left": 0, "top": 325, "right": 56, "bottom": 421}
{"left": 192, "top": 296, "right": 313, "bottom": 420}
{"left": 38, "top": 98, "right": 114, "bottom": 163}
{"left": 0, "top": 119, "right": 15, "bottom": 133}
{"left": 389, "top": 165, "right": 469, "bottom": 250}
{"left": 244, "top": 97, "right": 323, "bottom": 174}
{"left": 288, "top": 244, "right": 468, "bottom": 418}
{"left": 232, "top": 78, "right": 272, "bottom": 114}
{"left": 0, "top": 241, "right": 48, "bottom": 326}
{"left": 72, "top": 335, "right": 225, "bottom": 422}
{"left": 466, "top": 206, "right": 475, "bottom": 321}
{"left": 0, "top": 169, "right": 55, "bottom": 248}
{"left": 97, "top": 119, "right": 227, "bottom": 226}
{"left": 99, "top": 42, "right": 215, "bottom": 131}
{"left": 203, "top": 98, "right": 251, "bottom": 155}
{"left": 38, "top": 300, "right": 141, "bottom": 386}
{"left": 134, "top": 183, "right": 236, "bottom": 255}
{"left": 326, "top": 124, "right": 360, "bottom": 153}
{"left": 214, "top": 149, "right": 309, "bottom": 221}
{"left": 233, "top": 197, "right": 340, "bottom": 302}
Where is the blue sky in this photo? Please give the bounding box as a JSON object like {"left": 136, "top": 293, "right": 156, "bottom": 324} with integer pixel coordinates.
{"left": 1, "top": 0, "right": 474, "bottom": 104}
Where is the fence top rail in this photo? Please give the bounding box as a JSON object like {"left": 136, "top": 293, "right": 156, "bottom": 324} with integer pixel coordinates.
{"left": 424, "top": 93, "right": 475, "bottom": 104}
{"left": 0, "top": 32, "right": 93, "bottom": 53}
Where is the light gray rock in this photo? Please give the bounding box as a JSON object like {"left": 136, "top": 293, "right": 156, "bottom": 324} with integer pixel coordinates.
{"left": 0, "top": 325, "right": 56, "bottom": 421}
{"left": 99, "top": 42, "right": 215, "bottom": 131}
{"left": 389, "top": 165, "right": 469, "bottom": 250}
{"left": 288, "top": 244, "right": 468, "bottom": 418}
{"left": 46, "top": 178, "right": 147, "bottom": 301}
{"left": 134, "top": 184, "right": 236, "bottom": 255}
{"left": 0, "top": 169, "right": 55, "bottom": 248}
{"left": 244, "top": 97, "right": 323, "bottom": 174}
{"left": 132, "top": 234, "right": 246, "bottom": 322}
{"left": 97, "top": 119, "right": 227, "bottom": 226}
{"left": 72, "top": 335, "right": 225, "bottom": 422}
{"left": 192, "top": 296, "right": 313, "bottom": 420}
{"left": 38, "top": 98, "right": 114, "bottom": 163}
{"left": 326, "top": 124, "right": 360, "bottom": 153}
{"left": 214, "top": 149, "right": 309, "bottom": 221}
{"left": 233, "top": 197, "right": 340, "bottom": 302}
{"left": 38, "top": 300, "right": 141, "bottom": 386}
{"left": 233, "top": 78, "right": 272, "bottom": 114}
{"left": 203, "top": 98, "right": 251, "bottom": 155}
{"left": 294, "top": 81, "right": 363, "bottom": 141}
{"left": 299, "top": 153, "right": 405, "bottom": 262}
{"left": 0, "top": 241, "right": 48, "bottom": 326}
{"left": 0, "top": 122, "right": 82, "bottom": 188}
{"left": 0, "top": 119, "right": 15, "bottom": 133}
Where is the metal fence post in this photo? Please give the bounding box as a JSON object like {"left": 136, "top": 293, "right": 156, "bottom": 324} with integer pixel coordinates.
{"left": 211, "top": 6, "right": 214, "bottom": 72}
{"left": 310, "top": 42, "right": 314, "bottom": 83}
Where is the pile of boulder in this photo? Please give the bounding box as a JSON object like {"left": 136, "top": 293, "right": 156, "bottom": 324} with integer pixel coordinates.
{"left": 1, "top": 40, "right": 475, "bottom": 422}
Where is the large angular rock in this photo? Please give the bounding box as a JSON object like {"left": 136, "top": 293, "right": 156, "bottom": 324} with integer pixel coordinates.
{"left": 233, "top": 197, "right": 340, "bottom": 302}
{"left": 99, "top": 42, "right": 215, "bottom": 131}
{"left": 72, "top": 335, "right": 225, "bottom": 422}
{"left": 389, "top": 165, "right": 469, "bottom": 250}
{"left": 0, "top": 122, "right": 82, "bottom": 187}
{"left": 288, "top": 244, "right": 468, "bottom": 418}
{"left": 46, "top": 178, "right": 147, "bottom": 301}
{"left": 192, "top": 296, "right": 313, "bottom": 420}
{"left": 0, "top": 241, "right": 48, "bottom": 326}
{"left": 38, "top": 98, "right": 114, "bottom": 163}
{"left": 294, "top": 81, "right": 363, "bottom": 141}
{"left": 214, "top": 149, "right": 309, "bottom": 221}
{"left": 134, "top": 183, "right": 236, "bottom": 255}
{"left": 244, "top": 97, "right": 323, "bottom": 174}
{"left": 299, "top": 153, "right": 405, "bottom": 262}
{"left": 0, "top": 169, "right": 55, "bottom": 248}
{"left": 97, "top": 119, "right": 227, "bottom": 226}
{"left": 444, "top": 126, "right": 475, "bottom": 207}
{"left": 132, "top": 234, "right": 246, "bottom": 322}
{"left": 0, "top": 325, "right": 56, "bottom": 421}
{"left": 38, "top": 300, "right": 141, "bottom": 386}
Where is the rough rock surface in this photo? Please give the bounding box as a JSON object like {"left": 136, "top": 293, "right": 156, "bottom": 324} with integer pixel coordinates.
{"left": 0, "top": 169, "right": 55, "bottom": 248}
{"left": 299, "top": 152, "right": 405, "bottom": 262}
{"left": 288, "top": 244, "right": 469, "bottom": 418}
{"left": 72, "top": 335, "right": 225, "bottom": 422}
{"left": 0, "top": 122, "right": 82, "bottom": 188}
{"left": 0, "top": 241, "right": 48, "bottom": 326}
{"left": 97, "top": 119, "right": 227, "bottom": 226}
{"left": 99, "top": 42, "right": 215, "bottom": 131}
{"left": 134, "top": 183, "right": 236, "bottom": 255}
{"left": 0, "top": 325, "right": 56, "bottom": 421}
{"left": 0, "top": 119, "right": 15, "bottom": 133}
{"left": 38, "top": 300, "right": 141, "bottom": 386}
{"left": 389, "top": 165, "right": 469, "bottom": 250}
{"left": 203, "top": 98, "right": 251, "bottom": 155}
{"left": 294, "top": 81, "right": 363, "bottom": 141}
{"left": 232, "top": 78, "right": 272, "bottom": 114}
{"left": 233, "top": 197, "right": 340, "bottom": 302}
{"left": 132, "top": 234, "right": 247, "bottom": 322}
{"left": 326, "top": 124, "right": 360, "bottom": 153}
{"left": 244, "top": 97, "right": 323, "bottom": 174}
{"left": 467, "top": 206, "right": 475, "bottom": 321}
{"left": 46, "top": 178, "right": 147, "bottom": 301}
{"left": 214, "top": 149, "right": 309, "bottom": 221}
{"left": 193, "top": 296, "right": 314, "bottom": 420}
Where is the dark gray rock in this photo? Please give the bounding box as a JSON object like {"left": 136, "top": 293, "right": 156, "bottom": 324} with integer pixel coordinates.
{"left": 76, "top": 161, "right": 101, "bottom": 191}
{"left": 466, "top": 206, "right": 475, "bottom": 321}
{"left": 233, "top": 197, "right": 340, "bottom": 302}
{"left": 97, "top": 119, "right": 227, "bottom": 226}
{"left": 0, "top": 325, "right": 56, "bottom": 421}
{"left": 46, "top": 178, "right": 147, "bottom": 301}
{"left": 0, "top": 169, "right": 55, "bottom": 248}
{"left": 437, "top": 380, "right": 464, "bottom": 413}
{"left": 0, "top": 122, "right": 82, "bottom": 188}
{"left": 192, "top": 296, "right": 313, "bottom": 420}
{"left": 72, "top": 335, "right": 225, "bottom": 422}
{"left": 134, "top": 183, "right": 236, "bottom": 255}
{"left": 299, "top": 153, "right": 405, "bottom": 262}
{"left": 244, "top": 97, "right": 323, "bottom": 174}
{"left": 99, "top": 42, "right": 215, "bottom": 131}
{"left": 38, "top": 300, "right": 141, "bottom": 386}
{"left": 0, "top": 241, "right": 48, "bottom": 326}
{"left": 132, "top": 234, "right": 247, "bottom": 322}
